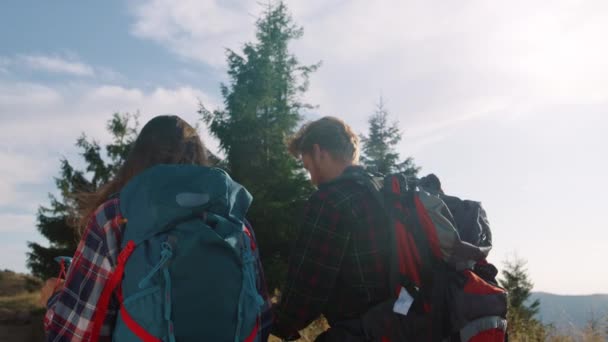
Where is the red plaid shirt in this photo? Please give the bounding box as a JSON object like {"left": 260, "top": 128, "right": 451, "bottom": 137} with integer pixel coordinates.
{"left": 273, "top": 166, "right": 391, "bottom": 339}
{"left": 44, "top": 197, "right": 272, "bottom": 341}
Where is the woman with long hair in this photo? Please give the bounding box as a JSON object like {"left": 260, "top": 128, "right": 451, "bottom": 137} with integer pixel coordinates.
{"left": 40, "top": 115, "right": 271, "bottom": 341}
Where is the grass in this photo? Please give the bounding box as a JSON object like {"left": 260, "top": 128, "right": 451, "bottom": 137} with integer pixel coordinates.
{"left": 0, "top": 291, "right": 42, "bottom": 312}
{"left": 0, "top": 270, "right": 41, "bottom": 296}
{"left": 0, "top": 270, "right": 45, "bottom": 320}
{"left": 0, "top": 290, "right": 45, "bottom": 342}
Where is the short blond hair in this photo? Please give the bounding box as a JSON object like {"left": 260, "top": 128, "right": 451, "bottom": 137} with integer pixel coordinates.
{"left": 288, "top": 116, "right": 359, "bottom": 162}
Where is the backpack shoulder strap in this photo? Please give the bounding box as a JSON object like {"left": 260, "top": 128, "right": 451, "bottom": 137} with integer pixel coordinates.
{"left": 338, "top": 169, "right": 386, "bottom": 208}
{"left": 337, "top": 169, "right": 427, "bottom": 294}
{"left": 89, "top": 240, "right": 136, "bottom": 341}
{"left": 384, "top": 174, "right": 438, "bottom": 287}
{"left": 332, "top": 168, "right": 402, "bottom": 286}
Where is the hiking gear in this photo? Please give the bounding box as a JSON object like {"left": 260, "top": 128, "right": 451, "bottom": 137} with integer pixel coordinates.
{"left": 45, "top": 193, "right": 273, "bottom": 342}
{"left": 52, "top": 256, "right": 72, "bottom": 292}
{"left": 339, "top": 169, "right": 507, "bottom": 342}
{"left": 440, "top": 195, "right": 491, "bottom": 248}
{"left": 418, "top": 174, "right": 492, "bottom": 250}
{"left": 53, "top": 256, "right": 73, "bottom": 265}
{"left": 84, "top": 165, "right": 264, "bottom": 342}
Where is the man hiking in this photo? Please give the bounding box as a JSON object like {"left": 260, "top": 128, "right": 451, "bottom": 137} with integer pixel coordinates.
{"left": 272, "top": 116, "right": 391, "bottom": 341}
{"left": 271, "top": 117, "right": 507, "bottom": 342}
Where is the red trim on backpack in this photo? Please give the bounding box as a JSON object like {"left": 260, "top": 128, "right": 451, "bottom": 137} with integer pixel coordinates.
{"left": 114, "top": 282, "right": 161, "bottom": 341}
{"left": 413, "top": 196, "right": 443, "bottom": 259}
{"left": 243, "top": 226, "right": 256, "bottom": 251}
{"left": 391, "top": 176, "right": 400, "bottom": 193}
{"left": 394, "top": 217, "right": 424, "bottom": 288}
{"left": 468, "top": 328, "right": 505, "bottom": 342}
{"left": 244, "top": 318, "right": 260, "bottom": 342}
{"left": 394, "top": 221, "right": 408, "bottom": 274}
{"left": 463, "top": 270, "right": 505, "bottom": 295}
{"left": 119, "top": 300, "right": 162, "bottom": 342}
{"left": 407, "top": 231, "right": 423, "bottom": 282}
{"left": 54, "top": 259, "right": 68, "bottom": 292}
{"left": 404, "top": 230, "right": 422, "bottom": 286}
{"left": 88, "top": 240, "right": 136, "bottom": 341}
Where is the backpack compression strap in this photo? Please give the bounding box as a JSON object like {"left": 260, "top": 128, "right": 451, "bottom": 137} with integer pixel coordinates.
{"left": 117, "top": 287, "right": 163, "bottom": 342}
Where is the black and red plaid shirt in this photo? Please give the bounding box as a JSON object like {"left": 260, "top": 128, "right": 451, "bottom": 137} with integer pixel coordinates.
{"left": 273, "top": 166, "right": 391, "bottom": 339}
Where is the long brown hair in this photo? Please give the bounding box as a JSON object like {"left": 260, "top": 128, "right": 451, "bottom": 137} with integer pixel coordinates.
{"left": 76, "top": 115, "right": 209, "bottom": 234}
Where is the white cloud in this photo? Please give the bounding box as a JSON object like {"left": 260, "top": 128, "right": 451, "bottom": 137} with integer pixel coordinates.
{"left": 2, "top": 0, "right": 607, "bottom": 291}
{"left": 0, "top": 57, "right": 10, "bottom": 74}
{"left": 0, "top": 54, "right": 126, "bottom": 82}
{"left": 0, "top": 80, "right": 221, "bottom": 274}
{"left": 0, "top": 243, "right": 35, "bottom": 274}
{"left": 128, "top": 0, "right": 608, "bottom": 139}
{"left": 130, "top": 0, "right": 258, "bottom": 66}
{"left": 0, "top": 213, "right": 37, "bottom": 233}
{"left": 0, "top": 82, "right": 63, "bottom": 120}
{"left": 18, "top": 54, "right": 95, "bottom": 77}
{"left": 0, "top": 81, "right": 220, "bottom": 212}
{"left": 0, "top": 150, "right": 54, "bottom": 210}
{"left": 304, "top": 1, "right": 608, "bottom": 118}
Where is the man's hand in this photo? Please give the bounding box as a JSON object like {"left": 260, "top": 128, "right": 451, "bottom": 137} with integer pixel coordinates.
{"left": 39, "top": 277, "right": 64, "bottom": 307}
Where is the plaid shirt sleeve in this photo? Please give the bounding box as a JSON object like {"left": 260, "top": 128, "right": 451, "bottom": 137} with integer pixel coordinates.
{"left": 44, "top": 199, "right": 123, "bottom": 342}
{"left": 272, "top": 190, "right": 351, "bottom": 339}
{"left": 245, "top": 219, "right": 274, "bottom": 341}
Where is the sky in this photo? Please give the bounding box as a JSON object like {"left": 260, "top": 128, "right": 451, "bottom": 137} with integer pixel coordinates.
{"left": 0, "top": 0, "right": 606, "bottom": 295}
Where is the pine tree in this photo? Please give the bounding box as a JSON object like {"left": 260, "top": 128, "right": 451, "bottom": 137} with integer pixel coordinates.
{"left": 27, "top": 113, "right": 138, "bottom": 279}
{"left": 200, "top": 1, "right": 319, "bottom": 290}
{"left": 500, "top": 258, "right": 540, "bottom": 320}
{"left": 499, "top": 257, "right": 548, "bottom": 340}
{"left": 360, "top": 97, "right": 419, "bottom": 176}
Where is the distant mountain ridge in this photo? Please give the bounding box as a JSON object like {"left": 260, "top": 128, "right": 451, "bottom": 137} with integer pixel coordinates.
{"left": 531, "top": 292, "right": 608, "bottom": 332}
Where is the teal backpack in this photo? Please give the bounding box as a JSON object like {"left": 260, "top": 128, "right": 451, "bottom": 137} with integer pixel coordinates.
{"left": 91, "top": 165, "right": 264, "bottom": 342}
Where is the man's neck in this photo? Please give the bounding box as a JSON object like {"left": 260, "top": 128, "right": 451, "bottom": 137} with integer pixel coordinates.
{"left": 325, "top": 161, "right": 356, "bottom": 183}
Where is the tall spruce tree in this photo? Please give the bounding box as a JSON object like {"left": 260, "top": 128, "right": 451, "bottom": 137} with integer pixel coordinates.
{"left": 499, "top": 257, "right": 548, "bottom": 340}
{"left": 360, "top": 97, "right": 419, "bottom": 176}
{"left": 27, "top": 113, "right": 138, "bottom": 279}
{"left": 200, "top": 1, "right": 319, "bottom": 290}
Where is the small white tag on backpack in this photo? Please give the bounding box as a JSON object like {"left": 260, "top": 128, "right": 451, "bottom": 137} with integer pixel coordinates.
{"left": 393, "top": 287, "right": 414, "bottom": 316}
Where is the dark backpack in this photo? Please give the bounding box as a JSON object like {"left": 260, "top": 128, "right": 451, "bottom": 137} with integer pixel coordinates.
{"left": 343, "top": 170, "right": 507, "bottom": 342}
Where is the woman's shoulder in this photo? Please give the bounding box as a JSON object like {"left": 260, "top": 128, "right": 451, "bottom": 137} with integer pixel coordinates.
{"left": 90, "top": 197, "right": 122, "bottom": 227}
{"left": 84, "top": 197, "right": 125, "bottom": 260}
